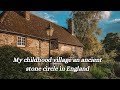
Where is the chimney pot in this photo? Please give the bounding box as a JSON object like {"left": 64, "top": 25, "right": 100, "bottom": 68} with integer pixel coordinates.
{"left": 24, "top": 11, "right": 30, "bottom": 21}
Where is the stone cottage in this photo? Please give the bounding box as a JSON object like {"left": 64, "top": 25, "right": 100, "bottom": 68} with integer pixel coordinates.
{"left": 0, "top": 11, "right": 83, "bottom": 58}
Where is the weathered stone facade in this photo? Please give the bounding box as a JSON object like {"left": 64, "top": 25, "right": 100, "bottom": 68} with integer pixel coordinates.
{"left": 58, "top": 43, "right": 83, "bottom": 58}
{"left": 0, "top": 32, "right": 83, "bottom": 58}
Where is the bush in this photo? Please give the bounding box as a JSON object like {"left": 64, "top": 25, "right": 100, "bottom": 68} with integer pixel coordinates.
{"left": 71, "top": 52, "right": 79, "bottom": 58}
{"left": 49, "top": 71, "right": 74, "bottom": 79}
{"left": 74, "top": 72, "right": 94, "bottom": 79}
{"left": 114, "top": 53, "right": 120, "bottom": 62}
{"left": 50, "top": 51, "right": 60, "bottom": 58}
{"left": 90, "top": 66, "right": 107, "bottom": 79}
{"left": 60, "top": 52, "right": 80, "bottom": 67}
{"left": 114, "top": 62, "right": 120, "bottom": 77}
{"left": 65, "top": 62, "right": 80, "bottom": 67}
{"left": 0, "top": 46, "right": 38, "bottom": 79}
{"left": 96, "top": 61, "right": 115, "bottom": 71}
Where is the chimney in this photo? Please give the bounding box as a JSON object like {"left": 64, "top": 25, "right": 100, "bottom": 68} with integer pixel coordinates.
{"left": 68, "top": 18, "right": 75, "bottom": 36}
{"left": 24, "top": 11, "right": 30, "bottom": 21}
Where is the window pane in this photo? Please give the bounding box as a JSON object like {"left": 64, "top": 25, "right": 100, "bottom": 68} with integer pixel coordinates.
{"left": 17, "top": 36, "right": 26, "bottom": 46}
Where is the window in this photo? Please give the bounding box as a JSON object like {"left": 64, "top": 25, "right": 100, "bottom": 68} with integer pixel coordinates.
{"left": 17, "top": 36, "right": 26, "bottom": 47}
{"left": 50, "top": 38, "right": 58, "bottom": 50}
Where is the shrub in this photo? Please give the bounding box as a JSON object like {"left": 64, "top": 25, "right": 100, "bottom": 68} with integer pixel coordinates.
{"left": 50, "top": 51, "right": 60, "bottom": 58}
{"left": 71, "top": 52, "right": 79, "bottom": 58}
{"left": 74, "top": 72, "right": 94, "bottom": 79}
{"left": 114, "top": 62, "right": 120, "bottom": 77}
{"left": 96, "top": 61, "right": 115, "bottom": 71}
{"left": 65, "top": 62, "right": 80, "bottom": 67}
{"left": 0, "top": 45, "right": 38, "bottom": 79}
{"left": 49, "top": 71, "right": 74, "bottom": 79}
{"left": 102, "top": 68, "right": 116, "bottom": 79}
{"left": 90, "top": 66, "right": 107, "bottom": 79}
{"left": 114, "top": 53, "right": 120, "bottom": 62}
{"left": 60, "top": 52, "right": 80, "bottom": 67}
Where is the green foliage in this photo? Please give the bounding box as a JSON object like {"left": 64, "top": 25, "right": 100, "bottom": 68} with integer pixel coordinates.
{"left": 102, "top": 32, "right": 120, "bottom": 53}
{"left": 102, "top": 32, "right": 120, "bottom": 62}
{"left": 65, "top": 62, "right": 80, "bottom": 67}
{"left": 0, "top": 45, "right": 38, "bottom": 79}
{"left": 72, "top": 11, "right": 102, "bottom": 56}
{"left": 114, "top": 63, "right": 120, "bottom": 77}
{"left": 49, "top": 71, "right": 74, "bottom": 79}
{"left": 74, "top": 72, "right": 94, "bottom": 79}
{"left": 90, "top": 66, "right": 107, "bottom": 79}
{"left": 71, "top": 52, "right": 79, "bottom": 58}
{"left": 96, "top": 61, "right": 115, "bottom": 71}
{"left": 102, "top": 68, "right": 116, "bottom": 79}
{"left": 94, "top": 52, "right": 117, "bottom": 79}
{"left": 114, "top": 53, "right": 120, "bottom": 62}
{"left": 64, "top": 52, "right": 80, "bottom": 67}
{"left": 95, "top": 50, "right": 117, "bottom": 62}
{"left": 50, "top": 52, "right": 60, "bottom": 58}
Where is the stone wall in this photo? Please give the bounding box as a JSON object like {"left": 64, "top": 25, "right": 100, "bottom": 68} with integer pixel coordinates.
{"left": 51, "top": 43, "right": 83, "bottom": 58}
{"left": 22, "top": 37, "right": 40, "bottom": 57}
{"left": 0, "top": 33, "right": 40, "bottom": 57}
{"left": 59, "top": 43, "right": 83, "bottom": 58}
{"left": 40, "top": 41, "right": 49, "bottom": 58}
{"left": 0, "top": 33, "right": 17, "bottom": 47}
{"left": 0, "top": 32, "right": 83, "bottom": 58}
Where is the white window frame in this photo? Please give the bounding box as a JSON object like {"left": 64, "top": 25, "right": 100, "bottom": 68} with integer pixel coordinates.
{"left": 17, "top": 36, "right": 26, "bottom": 47}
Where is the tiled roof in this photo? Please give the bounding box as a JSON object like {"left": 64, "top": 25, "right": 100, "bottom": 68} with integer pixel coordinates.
{"left": 0, "top": 11, "right": 83, "bottom": 47}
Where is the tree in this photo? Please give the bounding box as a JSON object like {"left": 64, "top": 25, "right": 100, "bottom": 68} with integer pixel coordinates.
{"left": 71, "top": 11, "right": 102, "bottom": 56}
{"left": 102, "top": 32, "right": 120, "bottom": 53}
{"left": 102, "top": 32, "right": 120, "bottom": 61}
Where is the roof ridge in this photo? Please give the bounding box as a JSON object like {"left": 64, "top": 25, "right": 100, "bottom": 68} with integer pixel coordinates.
{"left": 0, "top": 11, "right": 10, "bottom": 23}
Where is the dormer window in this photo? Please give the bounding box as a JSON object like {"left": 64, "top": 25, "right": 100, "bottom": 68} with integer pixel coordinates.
{"left": 17, "top": 36, "right": 26, "bottom": 47}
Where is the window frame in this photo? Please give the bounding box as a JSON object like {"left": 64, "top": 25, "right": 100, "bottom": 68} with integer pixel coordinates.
{"left": 17, "top": 36, "right": 26, "bottom": 47}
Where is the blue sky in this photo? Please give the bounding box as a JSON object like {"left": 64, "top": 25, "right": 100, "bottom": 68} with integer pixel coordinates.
{"left": 31, "top": 11, "right": 120, "bottom": 40}
{"left": 0, "top": 11, "right": 120, "bottom": 40}
{"left": 98, "top": 11, "right": 120, "bottom": 40}
{"left": 31, "top": 11, "right": 71, "bottom": 28}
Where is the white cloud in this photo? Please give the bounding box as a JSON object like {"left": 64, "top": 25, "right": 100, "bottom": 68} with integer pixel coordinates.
{"left": 101, "top": 11, "right": 111, "bottom": 20}
{"left": 31, "top": 11, "right": 58, "bottom": 23}
{"left": 109, "top": 18, "right": 120, "bottom": 23}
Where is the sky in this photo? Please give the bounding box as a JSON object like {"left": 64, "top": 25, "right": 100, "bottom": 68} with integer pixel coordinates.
{"left": 0, "top": 11, "right": 120, "bottom": 40}
{"left": 98, "top": 11, "right": 120, "bottom": 40}
{"left": 32, "top": 11, "right": 120, "bottom": 40}
{"left": 31, "top": 11, "right": 71, "bottom": 28}
{"left": 31, "top": 11, "right": 120, "bottom": 40}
